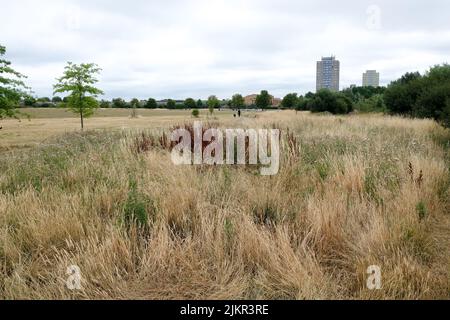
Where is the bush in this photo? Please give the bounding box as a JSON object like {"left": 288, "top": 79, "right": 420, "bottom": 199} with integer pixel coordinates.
{"left": 192, "top": 109, "right": 200, "bottom": 118}
{"left": 355, "top": 95, "right": 386, "bottom": 113}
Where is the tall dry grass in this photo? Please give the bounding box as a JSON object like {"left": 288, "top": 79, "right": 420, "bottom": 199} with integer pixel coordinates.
{"left": 0, "top": 111, "right": 449, "bottom": 299}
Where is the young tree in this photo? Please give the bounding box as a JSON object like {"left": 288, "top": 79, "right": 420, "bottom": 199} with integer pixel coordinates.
{"left": 255, "top": 90, "right": 271, "bottom": 109}
{"left": 207, "top": 95, "right": 220, "bottom": 116}
{"left": 0, "top": 45, "right": 29, "bottom": 120}
{"left": 184, "top": 98, "right": 196, "bottom": 109}
{"left": 130, "top": 98, "right": 140, "bottom": 118}
{"left": 230, "top": 94, "right": 245, "bottom": 109}
{"left": 145, "top": 98, "right": 157, "bottom": 109}
{"left": 54, "top": 62, "right": 103, "bottom": 130}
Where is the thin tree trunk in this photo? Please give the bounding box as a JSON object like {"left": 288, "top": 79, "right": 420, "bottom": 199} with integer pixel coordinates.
{"left": 80, "top": 109, "right": 84, "bottom": 131}
{"left": 79, "top": 90, "right": 84, "bottom": 131}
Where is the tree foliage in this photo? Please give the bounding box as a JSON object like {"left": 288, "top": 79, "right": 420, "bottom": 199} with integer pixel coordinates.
{"left": 130, "top": 98, "right": 140, "bottom": 117}
{"left": 384, "top": 64, "right": 450, "bottom": 127}
{"left": 99, "top": 100, "right": 111, "bottom": 108}
{"left": 230, "top": 94, "right": 245, "bottom": 109}
{"left": 207, "top": 95, "right": 220, "bottom": 115}
{"left": 0, "top": 45, "right": 29, "bottom": 119}
{"left": 166, "top": 99, "right": 176, "bottom": 109}
{"left": 281, "top": 93, "right": 298, "bottom": 109}
{"left": 184, "top": 98, "right": 196, "bottom": 109}
{"left": 54, "top": 62, "right": 103, "bottom": 129}
{"left": 255, "top": 90, "right": 271, "bottom": 109}
{"left": 145, "top": 98, "right": 157, "bottom": 109}
{"left": 342, "top": 86, "right": 386, "bottom": 103}
{"left": 130, "top": 98, "right": 140, "bottom": 108}
{"left": 112, "top": 98, "right": 127, "bottom": 108}
{"left": 384, "top": 72, "right": 422, "bottom": 115}
{"left": 304, "top": 89, "right": 353, "bottom": 114}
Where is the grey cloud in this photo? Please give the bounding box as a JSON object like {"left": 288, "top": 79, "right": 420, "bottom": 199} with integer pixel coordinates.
{"left": 1, "top": 0, "right": 449, "bottom": 100}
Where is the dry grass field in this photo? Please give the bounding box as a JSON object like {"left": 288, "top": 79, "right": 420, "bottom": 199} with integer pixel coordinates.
{"left": 0, "top": 108, "right": 236, "bottom": 150}
{"left": 0, "top": 109, "right": 449, "bottom": 299}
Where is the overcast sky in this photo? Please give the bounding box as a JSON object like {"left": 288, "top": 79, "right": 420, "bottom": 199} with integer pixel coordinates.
{"left": 1, "top": 0, "right": 449, "bottom": 100}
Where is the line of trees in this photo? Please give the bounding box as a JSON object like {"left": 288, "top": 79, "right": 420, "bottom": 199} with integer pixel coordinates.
{"left": 383, "top": 65, "right": 450, "bottom": 127}
{"left": 21, "top": 95, "right": 276, "bottom": 110}
{"left": 2, "top": 42, "right": 450, "bottom": 129}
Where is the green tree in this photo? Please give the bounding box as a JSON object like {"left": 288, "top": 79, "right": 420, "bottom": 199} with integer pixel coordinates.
{"left": 0, "top": 45, "right": 29, "bottom": 119}
{"left": 196, "top": 99, "right": 204, "bottom": 109}
{"left": 281, "top": 93, "right": 298, "bottom": 109}
{"left": 230, "top": 94, "right": 245, "bottom": 109}
{"left": 255, "top": 90, "right": 271, "bottom": 109}
{"left": 308, "top": 89, "right": 353, "bottom": 114}
{"left": 295, "top": 96, "right": 308, "bottom": 112}
{"left": 184, "top": 98, "right": 196, "bottom": 109}
{"left": 99, "top": 100, "right": 111, "bottom": 108}
{"left": 54, "top": 62, "right": 103, "bottom": 130}
{"left": 145, "top": 98, "right": 157, "bottom": 109}
{"left": 24, "top": 96, "right": 36, "bottom": 107}
{"left": 207, "top": 95, "right": 220, "bottom": 115}
{"left": 305, "top": 92, "right": 315, "bottom": 99}
{"left": 384, "top": 72, "right": 422, "bottom": 115}
{"left": 383, "top": 64, "right": 450, "bottom": 127}
{"left": 166, "top": 99, "right": 176, "bottom": 109}
{"left": 52, "top": 96, "right": 62, "bottom": 103}
{"left": 112, "top": 98, "right": 127, "bottom": 108}
{"left": 130, "top": 98, "right": 140, "bottom": 118}
{"left": 413, "top": 64, "right": 450, "bottom": 125}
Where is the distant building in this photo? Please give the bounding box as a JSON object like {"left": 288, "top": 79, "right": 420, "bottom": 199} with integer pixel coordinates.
{"left": 362, "top": 70, "right": 380, "bottom": 87}
{"left": 316, "top": 56, "right": 340, "bottom": 92}
{"left": 244, "top": 94, "right": 258, "bottom": 106}
{"left": 244, "top": 94, "right": 281, "bottom": 107}
{"left": 272, "top": 98, "right": 282, "bottom": 107}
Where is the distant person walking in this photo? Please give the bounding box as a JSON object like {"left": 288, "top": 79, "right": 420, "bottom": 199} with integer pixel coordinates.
{"left": 238, "top": 110, "right": 241, "bottom": 117}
